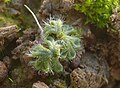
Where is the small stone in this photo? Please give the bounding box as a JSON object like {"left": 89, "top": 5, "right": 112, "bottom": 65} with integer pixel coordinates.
{"left": 70, "top": 68, "right": 103, "bottom": 88}
{"left": 32, "top": 81, "right": 49, "bottom": 88}
{"left": 70, "top": 55, "right": 80, "bottom": 69}
{"left": 70, "top": 52, "right": 109, "bottom": 88}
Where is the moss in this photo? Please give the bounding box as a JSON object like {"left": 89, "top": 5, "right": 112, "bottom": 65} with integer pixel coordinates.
{"left": 0, "top": 14, "right": 19, "bottom": 27}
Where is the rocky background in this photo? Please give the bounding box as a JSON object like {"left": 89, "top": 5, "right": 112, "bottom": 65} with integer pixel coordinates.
{"left": 0, "top": 0, "right": 120, "bottom": 88}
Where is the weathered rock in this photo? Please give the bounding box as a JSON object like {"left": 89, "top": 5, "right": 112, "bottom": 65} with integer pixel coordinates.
{"left": 0, "top": 25, "right": 17, "bottom": 47}
{"left": 3, "top": 56, "right": 11, "bottom": 69}
{"left": 49, "top": 79, "right": 67, "bottom": 88}
{"left": 10, "top": 0, "right": 24, "bottom": 10}
{"left": 11, "top": 66, "right": 37, "bottom": 88}
{"left": 0, "top": 61, "right": 8, "bottom": 82}
{"left": 0, "top": 25, "right": 18, "bottom": 58}
{"left": 6, "top": 28, "right": 39, "bottom": 88}
{"left": 106, "top": 41, "right": 120, "bottom": 80}
{"left": 11, "top": 28, "right": 38, "bottom": 60}
{"left": 32, "top": 81, "right": 49, "bottom": 88}
{"left": 70, "top": 52, "right": 109, "bottom": 88}
{"left": 11, "top": 41, "right": 34, "bottom": 60}
{"left": 70, "top": 51, "right": 82, "bottom": 70}
{"left": 39, "top": 0, "right": 74, "bottom": 16}
{"left": 100, "top": 10, "right": 120, "bottom": 80}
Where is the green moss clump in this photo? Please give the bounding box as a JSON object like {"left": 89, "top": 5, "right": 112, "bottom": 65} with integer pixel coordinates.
{"left": 0, "top": 14, "right": 18, "bottom": 27}
{"left": 74, "top": 0, "right": 119, "bottom": 29}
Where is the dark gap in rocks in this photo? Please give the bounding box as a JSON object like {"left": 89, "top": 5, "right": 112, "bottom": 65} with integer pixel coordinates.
{"left": 0, "top": 38, "right": 17, "bottom": 59}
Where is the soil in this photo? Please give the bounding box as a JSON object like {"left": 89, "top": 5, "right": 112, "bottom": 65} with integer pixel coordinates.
{"left": 0, "top": 0, "right": 120, "bottom": 88}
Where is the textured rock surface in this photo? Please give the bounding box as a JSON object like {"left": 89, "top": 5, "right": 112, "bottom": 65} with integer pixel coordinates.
{"left": 10, "top": 67, "right": 37, "bottom": 88}
{"left": 70, "top": 52, "right": 109, "bottom": 88}
{"left": 0, "top": 25, "right": 18, "bottom": 49}
{"left": 11, "top": 28, "right": 38, "bottom": 60}
{"left": 0, "top": 25, "right": 18, "bottom": 58}
{"left": 0, "top": 61, "right": 8, "bottom": 82}
{"left": 100, "top": 10, "right": 120, "bottom": 81}
{"left": 107, "top": 41, "right": 120, "bottom": 80}
{"left": 49, "top": 79, "right": 67, "bottom": 88}
{"left": 32, "top": 81, "right": 49, "bottom": 88}
{"left": 39, "top": 0, "right": 74, "bottom": 15}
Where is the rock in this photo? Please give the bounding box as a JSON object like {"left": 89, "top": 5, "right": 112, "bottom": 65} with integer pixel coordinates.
{"left": 39, "top": 0, "right": 62, "bottom": 15}
{"left": 70, "top": 51, "right": 82, "bottom": 70}
{"left": 32, "top": 81, "right": 49, "bottom": 88}
{"left": 0, "top": 25, "right": 18, "bottom": 54}
{"left": 7, "top": 8, "right": 21, "bottom": 16}
{"left": 70, "top": 52, "right": 109, "bottom": 88}
{"left": 11, "top": 41, "right": 34, "bottom": 60}
{"left": 39, "top": 0, "right": 74, "bottom": 16}
{"left": 11, "top": 66, "right": 37, "bottom": 88}
{"left": 107, "top": 41, "right": 120, "bottom": 80}
{"left": 3, "top": 56, "right": 11, "bottom": 69}
{"left": 11, "top": 0, "right": 24, "bottom": 10}
{"left": 60, "top": 60, "right": 71, "bottom": 72}
{"left": 11, "top": 28, "right": 38, "bottom": 60}
{"left": 70, "top": 68, "right": 105, "bottom": 88}
{"left": 49, "top": 79, "right": 67, "bottom": 88}
{"left": 61, "top": 0, "right": 74, "bottom": 12}
{"left": 0, "top": 61, "right": 8, "bottom": 82}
